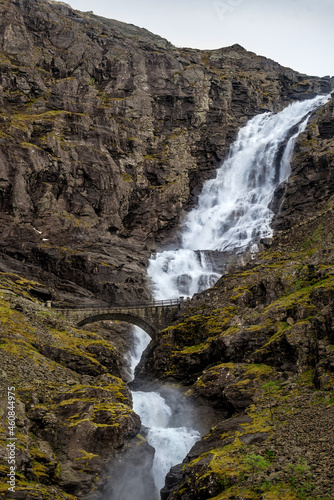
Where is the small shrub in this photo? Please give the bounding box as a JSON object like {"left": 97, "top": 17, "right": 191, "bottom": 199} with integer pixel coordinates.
{"left": 262, "top": 380, "right": 281, "bottom": 421}
{"left": 244, "top": 453, "right": 270, "bottom": 485}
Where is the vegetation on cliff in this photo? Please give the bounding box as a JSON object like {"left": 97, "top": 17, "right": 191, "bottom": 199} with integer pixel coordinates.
{"left": 0, "top": 273, "right": 145, "bottom": 499}
{"left": 0, "top": 1, "right": 334, "bottom": 499}
{"left": 149, "top": 227, "right": 334, "bottom": 499}
{"left": 0, "top": 0, "right": 331, "bottom": 306}
{"left": 142, "top": 100, "right": 334, "bottom": 499}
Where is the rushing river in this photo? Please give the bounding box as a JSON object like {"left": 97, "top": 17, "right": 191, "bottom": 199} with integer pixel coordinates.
{"left": 104, "top": 94, "right": 330, "bottom": 500}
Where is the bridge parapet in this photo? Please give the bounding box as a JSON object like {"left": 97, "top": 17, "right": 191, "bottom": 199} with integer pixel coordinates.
{"left": 56, "top": 298, "right": 181, "bottom": 310}
{"left": 55, "top": 298, "right": 183, "bottom": 339}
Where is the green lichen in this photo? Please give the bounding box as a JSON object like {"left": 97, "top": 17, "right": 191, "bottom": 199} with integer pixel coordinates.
{"left": 32, "top": 460, "right": 49, "bottom": 479}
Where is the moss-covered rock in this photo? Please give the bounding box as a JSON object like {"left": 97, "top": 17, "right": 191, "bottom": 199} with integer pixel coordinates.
{"left": 0, "top": 276, "right": 140, "bottom": 499}
{"left": 143, "top": 186, "right": 334, "bottom": 499}
{"left": 0, "top": 0, "right": 331, "bottom": 308}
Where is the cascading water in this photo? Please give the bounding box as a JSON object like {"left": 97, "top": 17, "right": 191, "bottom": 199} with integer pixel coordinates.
{"left": 104, "top": 94, "right": 331, "bottom": 500}
{"left": 103, "top": 326, "right": 200, "bottom": 500}
{"left": 132, "top": 386, "right": 200, "bottom": 492}
{"left": 129, "top": 328, "right": 200, "bottom": 498}
{"left": 148, "top": 94, "right": 331, "bottom": 299}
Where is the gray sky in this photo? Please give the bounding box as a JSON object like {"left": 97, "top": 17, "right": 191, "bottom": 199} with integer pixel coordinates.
{"left": 58, "top": 0, "right": 333, "bottom": 77}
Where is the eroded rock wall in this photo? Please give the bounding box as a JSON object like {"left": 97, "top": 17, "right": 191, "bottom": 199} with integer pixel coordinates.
{"left": 141, "top": 100, "right": 334, "bottom": 499}
{"left": 0, "top": 275, "right": 149, "bottom": 499}
{"left": 0, "top": 0, "right": 331, "bottom": 305}
{"left": 1, "top": 1, "right": 334, "bottom": 499}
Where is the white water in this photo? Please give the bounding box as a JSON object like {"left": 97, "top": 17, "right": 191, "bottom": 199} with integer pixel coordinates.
{"left": 121, "top": 94, "right": 331, "bottom": 499}
{"left": 129, "top": 327, "right": 200, "bottom": 496}
{"left": 127, "top": 327, "right": 150, "bottom": 380}
{"left": 148, "top": 94, "right": 331, "bottom": 299}
{"left": 132, "top": 389, "right": 200, "bottom": 490}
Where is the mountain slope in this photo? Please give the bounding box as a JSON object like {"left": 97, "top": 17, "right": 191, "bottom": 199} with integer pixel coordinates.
{"left": 140, "top": 99, "right": 334, "bottom": 500}
{"left": 0, "top": 1, "right": 334, "bottom": 499}
{"left": 0, "top": 0, "right": 331, "bottom": 306}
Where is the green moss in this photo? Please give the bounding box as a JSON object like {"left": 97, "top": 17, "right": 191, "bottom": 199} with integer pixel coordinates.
{"left": 229, "top": 285, "right": 251, "bottom": 301}
{"left": 66, "top": 401, "right": 135, "bottom": 428}
{"left": 32, "top": 460, "right": 49, "bottom": 479}
{"left": 0, "top": 273, "right": 43, "bottom": 299}
{"left": 297, "top": 369, "right": 314, "bottom": 387}
{"left": 3, "top": 478, "right": 77, "bottom": 499}
{"left": 20, "top": 141, "right": 44, "bottom": 150}
{"left": 220, "top": 325, "right": 240, "bottom": 338}
{"left": 239, "top": 405, "right": 273, "bottom": 435}
{"left": 209, "top": 483, "right": 299, "bottom": 499}
{"left": 207, "top": 447, "right": 244, "bottom": 477}
{"left": 256, "top": 321, "right": 290, "bottom": 352}
{"left": 121, "top": 172, "right": 132, "bottom": 182}
{"left": 0, "top": 464, "right": 9, "bottom": 474}
{"left": 30, "top": 445, "right": 51, "bottom": 462}
{"left": 65, "top": 381, "right": 129, "bottom": 403}
{"left": 209, "top": 362, "right": 237, "bottom": 373}
{"left": 75, "top": 449, "right": 99, "bottom": 462}
{"left": 177, "top": 340, "right": 211, "bottom": 355}
{"left": 245, "top": 364, "right": 273, "bottom": 378}
{"left": 168, "top": 305, "right": 238, "bottom": 346}
{"left": 0, "top": 338, "right": 47, "bottom": 365}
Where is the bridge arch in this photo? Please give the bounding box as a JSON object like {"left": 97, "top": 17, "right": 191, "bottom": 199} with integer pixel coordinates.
{"left": 77, "top": 312, "right": 157, "bottom": 338}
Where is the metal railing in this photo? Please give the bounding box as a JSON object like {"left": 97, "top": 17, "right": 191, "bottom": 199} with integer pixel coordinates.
{"left": 55, "top": 297, "right": 183, "bottom": 311}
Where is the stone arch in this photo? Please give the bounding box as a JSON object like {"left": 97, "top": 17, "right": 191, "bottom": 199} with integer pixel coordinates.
{"left": 77, "top": 312, "right": 157, "bottom": 338}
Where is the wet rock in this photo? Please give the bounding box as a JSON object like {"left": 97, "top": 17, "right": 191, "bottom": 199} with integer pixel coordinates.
{"left": 189, "top": 362, "right": 274, "bottom": 413}
{"left": 0, "top": 2, "right": 334, "bottom": 499}
{"left": 273, "top": 97, "right": 334, "bottom": 231}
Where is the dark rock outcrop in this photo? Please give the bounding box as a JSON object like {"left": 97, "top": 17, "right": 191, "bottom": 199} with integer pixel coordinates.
{"left": 0, "top": 0, "right": 331, "bottom": 306}
{"left": 141, "top": 98, "right": 334, "bottom": 499}
{"left": 0, "top": 288, "right": 143, "bottom": 499}
{"left": 1, "top": 1, "right": 334, "bottom": 499}
{"left": 272, "top": 96, "right": 334, "bottom": 230}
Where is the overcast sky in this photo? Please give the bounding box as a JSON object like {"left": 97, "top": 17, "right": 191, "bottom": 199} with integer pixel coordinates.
{"left": 58, "top": 0, "right": 333, "bottom": 77}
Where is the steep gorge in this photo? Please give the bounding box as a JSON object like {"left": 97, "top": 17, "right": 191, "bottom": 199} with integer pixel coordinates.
{"left": 0, "top": 1, "right": 334, "bottom": 499}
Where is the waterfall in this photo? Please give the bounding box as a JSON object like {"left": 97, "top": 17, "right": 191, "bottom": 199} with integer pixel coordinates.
{"left": 127, "top": 326, "right": 150, "bottom": 380}
{"left": 104, "top": 94, "right": 330, "bottom": 500}
{"left": 132, "top": 387, "right": 200, "bottom": 491}
{"left": 129, "top": 327, "right": 200, "bottom": 498}
{"left": 148, "top": 94, "right": 330, "bottom": 299}
{"left": 103, "top": 324, "right": 200, "bottom": 500}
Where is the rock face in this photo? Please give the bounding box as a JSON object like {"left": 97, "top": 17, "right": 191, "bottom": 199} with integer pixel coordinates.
{"left": 0, "top": 281, "right": 145, "bottom": 499}
{"left": 140, "top": 98, "right": 334, "bottom": 499}
{"left": 1, "top": 1, "right": 334, "bottom": 500}
{"left": 272, "top": 97, "right": 334, "bottom": 230}
{"left": 0, "top": 0, "right": 332, "bottom": 306}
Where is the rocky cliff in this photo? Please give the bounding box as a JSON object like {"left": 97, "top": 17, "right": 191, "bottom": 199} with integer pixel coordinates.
{"left": 139, "top": 98, "right": 334, "bottom": 499}
{"left": 0, "top": 277, "right": 147, "bottom": 499}
{"left": 0, "top": 0, "right": 331, "bottom": 306}
{"left": 1, "top": 1, "right": 334, "bottom": 499}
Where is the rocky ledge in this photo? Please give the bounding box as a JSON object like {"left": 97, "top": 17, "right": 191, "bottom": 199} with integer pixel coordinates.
{"left": 0, "top": 274, "right": 152, "bottom": 499}
{"left": 137, "top": 97, "right": 334, "bottom": 499}
{"left": 0, "top": 0, "right": 332, "bottom": 306}
{"left": 0, "top": 1, "right": 334, "bottom": 499}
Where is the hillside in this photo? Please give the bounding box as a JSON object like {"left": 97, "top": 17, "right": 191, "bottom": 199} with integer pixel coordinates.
{"left": 0, "top": 0, "right": 331, "bottom": 306}
{"left": 137, "top": 98, "right": 334, "bottom": 499}
{"left": 0, "top": 1, "right": 334, "bottom": 499}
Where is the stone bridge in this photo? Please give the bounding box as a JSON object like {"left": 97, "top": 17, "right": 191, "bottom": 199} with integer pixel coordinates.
{"left": 56, "top": 298, "right": 183, "bottom": 339}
